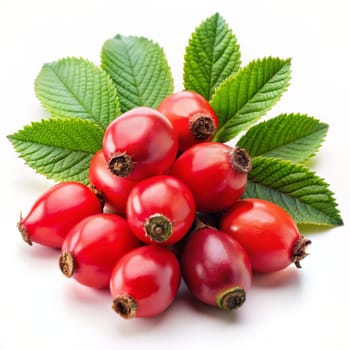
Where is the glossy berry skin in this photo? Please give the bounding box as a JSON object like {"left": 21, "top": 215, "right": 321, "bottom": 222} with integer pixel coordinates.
{"left": 89, "top": 150, "right": 136, "bottom": 215}
{"left": 157, "top": 91, "right": 219, "bottom": 151}
{"left": 170, "top": 142, "right": 252, "bottom": 213}
{"left": 18, "top": 182, "right": 102, "bottom": 248}
{"left": 219, "top": 199, "right": 311, "bottom": 273}
{"left": 181, "top": 227, "right": 252, "bottom": 310}
{"left": 59, "top": 213, "right": 139, "bottom": 288}
{"left": 110, "top": 245, "right": 181, "bottom": 319}
{"left": 102, "top": 107, "right": 178, "bottom": 181}
{"left": 126, "top": 175, "right": 196, "bottom": 245}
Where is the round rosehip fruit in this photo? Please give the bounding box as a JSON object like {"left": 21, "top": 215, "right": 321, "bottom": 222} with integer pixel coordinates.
{"left": 89, "top": 150, "right": 136, "bottom": 215}
{"left": 18, "top": 182, "right": 103, "bottom": 248}
{"left": 126, "top": 175, "right": 196, "bottom": 245}
{"left": 219, "top": 198, "right": 312, "bottom": 273}
{"left": 157, "top": 91, "right": 219, "bottom": 151}
{"left": 181, "top": 227, "right": 252, "bottom": 310}
{"left": 170, "top": 142, "right": 252, "bottom": 213}
{"left": 59, "top": 213, "right": 139, "bottom": 288}
{"left": 102, "top": 107, "right": 178, "bottom": 181}
{"left": 110, "top": 245, "right": 181, "bottom": 319}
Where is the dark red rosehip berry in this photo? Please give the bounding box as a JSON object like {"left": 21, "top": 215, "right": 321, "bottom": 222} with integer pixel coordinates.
{"left": 102, "top": 107, "right": 178, "bottom": 181}
{"left": 18, "top": 182, "right": 103, "bottom": 248}
{"left": 181, "top": 227, "right": 252, "bottom": 310}
{"left": 126, "top": 175, "right": 196, "bottom": 245}
{"left": 170, "top": 142, "right": 252, "bottom": 213}
{"left": 110, "top": 245, "right": 181, "bottom": 319}
{"left": 157, "top": 91, "right": 219, "bottom": 151}
{"left": 219, "top": 198, "right": 312, "bottom": 273}
{"left": 88, "top": 150, "right": 136, "bottom": 215}
{"left": 59, "top": 213, "right": 139, "bottom": 289}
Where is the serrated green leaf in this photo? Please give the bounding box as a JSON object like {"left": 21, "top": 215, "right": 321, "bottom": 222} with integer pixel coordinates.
{"left": 211, "top": 57, "right": 291, "bottom": 143}
{"left": 7, "top": 118, "right": 104, "bottom": 184}
{"left": 237, "top": 114, "right": 329, "bottom": 163}
{"left": 183, "top": 12, "right": 241, "bottom": 100}
{"left": 101, "top": 35, "right": 174, "bottom": 112}
{"left": 243, "top": 156, "right": 343, "bottom": 226}
{"left": 35, "top": 57, "right": 120, "bottom": 129}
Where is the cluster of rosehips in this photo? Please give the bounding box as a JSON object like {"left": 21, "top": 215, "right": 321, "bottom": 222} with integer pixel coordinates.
{"left": 18, "top": 91, "right": 311, "bottom": 320}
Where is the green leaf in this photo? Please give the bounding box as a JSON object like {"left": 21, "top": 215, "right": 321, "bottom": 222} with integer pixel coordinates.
{"left": 183, "top": 12, "right": 241, "bottom": 100}
{"left": 35, "top": 57, "right": 120, "bottom": 129}
{"left": 7, "top": 118, "right": 104, "bottom": 184}
{"left": 101, "top": 35, "right": 174, "bottom": 112}
{"left": 211, "top": 57, "right": 291, "bottom": 143}
{"left": 237, "top": 114, "right": 329, "bottom": 163}
{"left": 243, "top": 156, "right": 343, "bottom": 226}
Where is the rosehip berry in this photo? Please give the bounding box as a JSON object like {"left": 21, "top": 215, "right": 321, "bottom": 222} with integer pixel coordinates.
{"left": 126, "top": 175, "right": 196, "bottom": 245}
{"left": 18, "top": 182, "right": 103, "bottom": 248}
{"left": 157, "top": 91, "right": 219, "bottom": 150}
{"left": 59, "top": 213, "right": 139, "bottom": 288}
{"left": 89, "top": 150, "right": 136, "bottom": 215}
{"left": 102, "top": 107, "right": 178, "bottom": 181}
{"left": 170, "top": 142, "right": 252, "bottom": 213}
{"left": 219, "top": 198, "right": 312, "bottom": 273}
{"left": 110, "top": 245, "right": 181, "bottom": 319}
{"left": 181, "top": 227, "right": 252, "bottom": 310}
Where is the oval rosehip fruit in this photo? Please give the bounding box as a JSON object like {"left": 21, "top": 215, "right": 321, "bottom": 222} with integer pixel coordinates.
{"left": 170, "top": 142, "right": 252, "bottom": 213}
{"left": 181, "top": 227, "right": 252, "bottom": 310}
{"left": 18, "top": 182, "right": 103, "bottom": 248}
{"left": 102, "top": 107, "right": 178, "bottom": 181}
{"left": 59, "top": 213, "right": 139, "bottom": 288}
{"left": 110, "top": 245, "right": 181, "bottom": 319}
{"left": 157, "top": 91, "right": 219, "bottom": 151}
{"left": 89, "top": 150, "right": 136, "bottom": 215}
{"left": 126, "top": 175, "right": 196, "bottom": 245}
{"left": 219, "top": 198, "right": 311, "bottom": 273}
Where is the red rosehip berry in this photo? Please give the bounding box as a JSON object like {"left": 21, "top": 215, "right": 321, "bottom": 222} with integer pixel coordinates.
{"left": 170, "top": 142, "right": 252, "bottom": 213}
{"left": 181, "top": 227, "right": 252, "bottom": 310}
{"left": 110, "top": 245, "right": 181, "bottom": 319}
{"left": 102, "top": 107, "right": 178, "bottom": 181}
{"left": 18, "top": 182, "right": 103, "bottom": 248}
{"left": 59, "top": 213, "right": 139, "bottom": 288}
{"left": 126, "top": 175, "right": 196, "bottom": 245}
{"left": 157, "top": 91, "right": 219, "bottom": 151}
{"left": 220, "top": 198, "right": 311, "bottom": 272}
{"left": 88, "top": 150, "right": 136, "bottom": 215}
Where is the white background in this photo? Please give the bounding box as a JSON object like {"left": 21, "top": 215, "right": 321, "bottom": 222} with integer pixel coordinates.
{"left": 1, "top": 0, "right": 349, "bottom": 349}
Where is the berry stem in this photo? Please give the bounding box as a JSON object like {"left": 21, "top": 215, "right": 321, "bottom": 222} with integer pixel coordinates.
{"left": 108, "top": 152, "right": 134, "bottom": 177}
{"left": 59, "top": 251, "right": 76, "bottom": 277}
{"left": 90, "top": 185, "right": 105, "bottom": 210}
{"left": 292, "top": 236, "right": 312, "bottom": 268}
{"left": 144, "top": 214, "right": 173, "bottom": 243}
{"left": 17, "top": 213, "right": 32, "bottom": 246}
{"left": 217, "top": 287, "right": 246, "bottom": 310}
{"left": 230, "top": 147, "right": 252, "bottom": 174}
{"left": 190, "top": 114, "right": 216, "bottom": 141}
{"left": 112, "top": 295, "right": 137, "bottom": 319}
